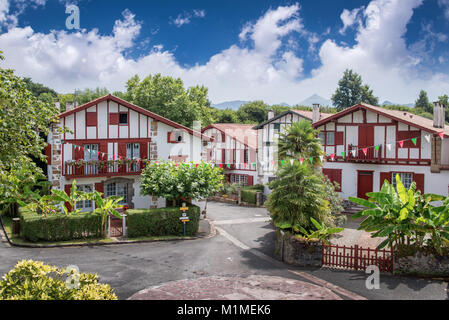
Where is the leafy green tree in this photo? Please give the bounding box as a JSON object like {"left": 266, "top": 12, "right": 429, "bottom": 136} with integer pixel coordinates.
{"left": 331, "top": 69, "right": 378, "bottom": 110}
{"left": 123, "top": 74, "right": 214, "bottom": 127}
{"left": 74, "top": 87, "right": 110, "bottom": 105}
{"left": 439, "top": 94, "right": 449, "bottom": 106}
{"left": 415, "top": 90, "right": 433, "bottom": 113}
{"left": 277, "top": 120, "right": 323, "bottom": 163}
{"left": 22, "top": 77, "right": 58, "bottom": 99}
{"left": 212, "top": 108, "right": 239, "bottom": 123}
{"left": 236, "top": 101, "right": 269, "bottom": 124}
{"left": 0, "top": 53, "right": 58, "bottom": 208}
{"left": 271, "top": 104, "right": 291, "bottom": 116}
{"left": 141, "top": 161, "right": 224, "bottom": 207}
{"left": 91, "top": 191, "right": 123, "bottom": 235}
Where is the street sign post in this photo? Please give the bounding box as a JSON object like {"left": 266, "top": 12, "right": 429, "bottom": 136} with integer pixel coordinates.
{"left": 180, "top": 202, "right": 189, "bottom": 236}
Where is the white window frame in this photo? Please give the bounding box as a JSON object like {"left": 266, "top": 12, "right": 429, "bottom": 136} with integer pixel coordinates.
{"left": 392, "top": 172, "right": 413, "bottom": 189}
{"left": 75, "top": 184, "right": 94, "bottom": 211}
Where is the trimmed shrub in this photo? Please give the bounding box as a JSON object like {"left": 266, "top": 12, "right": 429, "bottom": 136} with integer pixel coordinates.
{"left": 0, "top": 260, "right": 117, "bottom": 300}
{"left": 244, "top": 184, "right": 264, "bottom": 192}
{"left": 240, "top": 189, "right": 258, "bottom": 204}
{"left": 127, "top": 204, "right": 200, "bottom": 238}
{"left": 19, "top": 207, "right": 102, "bottom": 242}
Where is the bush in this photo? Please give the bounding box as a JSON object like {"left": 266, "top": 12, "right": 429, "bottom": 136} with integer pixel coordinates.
{"left": 19, "top": 207, "right": 102, "bottom": 242}
{"left": 244, "top": 184, "right": 264, "bottom": 192}
{"left": 127, "top": 204, "right": 200, "bottom": 238}
{"left": 0, "top": 260, "right": 117, "bottom": 300}
{"left": 240, "top": 189, "right": 258, "bottom": 204}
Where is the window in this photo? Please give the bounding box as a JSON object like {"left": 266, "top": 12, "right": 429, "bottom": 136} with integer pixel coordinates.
{"left": 106, "top": 182, "right": 128, "bottom": 205}
{"left": 119, "top": 113, "right": 128, "bottom": 125}
{"left": 392, "top": 172, "right": 413, "bottom": 189}
{"left": 126, "top": 143, "right": 140, "bottom": 159}
{"left": 75, "top": 185, "right": 93, "bottom": 211}
{"left": 244, "top": 149, "right": 249, "bottom": 164}
{"left": 318, "top": 132, "right": 325, "bottom": 144}
{"left": 84, "top": 144, "right": 98, "bottom": 161}
{"left": 326, "top": 132, "right": 335, "bottom": 145}
{"left": 230, "top": 174, "right": 248, "bottom": 186}
{"left": 273, "top": 123, "right": 280, "bottom": 132}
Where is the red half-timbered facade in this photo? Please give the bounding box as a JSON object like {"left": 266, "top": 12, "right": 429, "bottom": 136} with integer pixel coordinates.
{"left": 202, "top": 123, "right": 257, "bottom": 186}
{"left": 47, "top": 94, "right": 209, "bottom": 210}
{"left": 313, "top": 103, "right": 449, "bottom": 200}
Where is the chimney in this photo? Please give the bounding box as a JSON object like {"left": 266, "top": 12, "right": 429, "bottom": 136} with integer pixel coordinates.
{"left": 433, "top": 101, "right": 445, "bottom": 128}
{"left": 268, "top": 109, "right": 274, "bottom": 120}
{"left": 312, "top": 103, "right": 320, "bottom": 123}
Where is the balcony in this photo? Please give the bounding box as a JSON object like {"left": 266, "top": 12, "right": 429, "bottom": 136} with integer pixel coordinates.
{"left": 347, "top": 144, "right": 382, "bottom": 162}
{"left": 64, "top": 160, "right": 146, "bottom": 179}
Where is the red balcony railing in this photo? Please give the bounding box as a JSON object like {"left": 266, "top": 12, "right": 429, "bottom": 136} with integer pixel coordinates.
{"left": 64, "top": 160, "right": 146, "bottom": 179}
{"left": 347, "top": 144, "right": 382, "bottom": 162}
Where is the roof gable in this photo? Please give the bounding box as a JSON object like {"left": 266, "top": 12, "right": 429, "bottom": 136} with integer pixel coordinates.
{"left": 57, "top": 94, "right": 210, "bottom": 140}
{"left": 202, "top": 123, "right": 257, "bottom": 149}
{"left": 312, "top": 103, "right": 449, "bottom": 137}
{"left": 252, "top": 109, "right": 332, "bottom": 129}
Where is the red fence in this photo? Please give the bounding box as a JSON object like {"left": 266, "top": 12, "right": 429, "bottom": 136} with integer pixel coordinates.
{"left": 109, "top": 215, "right": 123, "bottom": 237}
{"left": 322, "top": 243, "right": 393, "bottom": 273}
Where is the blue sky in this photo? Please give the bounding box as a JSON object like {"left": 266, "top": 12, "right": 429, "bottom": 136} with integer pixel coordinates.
{"left": 0, "top": 0, "right": 448, "bottom": 104}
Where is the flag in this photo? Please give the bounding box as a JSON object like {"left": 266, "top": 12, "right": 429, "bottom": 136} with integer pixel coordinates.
{"left": 290, "top": 159, "right": 294, "bottom": 166}
{"left": 280, "top": 160, "right": 284, "bottom": 166}
{"left": 375, "top": 145, "right": 380, "bottom": 152}
{"left": 341, "top": 152, "right": 345, "bottom": 158}
{"left": 299, "top": 158, "right": 304, "bottom": 165}
{"left": 330, "top": 153, "right": 335, "bottom": 160}
{"left": 425, "top": 134, "right": 431, "bottom": 143}
{"left": 399, "top": 140, "right": 404, "bottom": 148}
{"left": 227, "top": 164, "right": 231, "bottom": 168}
{"left": 438, "top": 132, "right": 444, "bottom": 139}
{"left": 244, "top": 163, "right": 247, "bottom": 168}
{"left": 386, "top": 144, "right": 392, "bottom": 151}
{"left": 351, "top": 149, "right": 357, "bottom": 157}
{"left": 309, "top": 157, "right": 313, "bottom": 164}
{"left": 362, "top": 148, "right": 368, "bottom": 156}
{"left": 196, "top": 163, "right": 199, "bottom": 168}
{"left": 411, "top": 138, "right": 417, "bottom": 146}
{"left": 319, "top": 155, "right": 324, "bottom": 162}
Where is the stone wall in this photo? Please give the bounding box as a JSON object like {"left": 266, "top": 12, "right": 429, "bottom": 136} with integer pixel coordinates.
{"left": 50, "top": 123, "right": 62, "bottom": 190}
{"left": 274, "top": 231, "right": 322, "bottom": 267}
{"left": 394, "top": 250, "right": 449, "bottom": 276}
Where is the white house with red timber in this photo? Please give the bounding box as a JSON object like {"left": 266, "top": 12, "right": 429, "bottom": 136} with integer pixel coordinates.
{"left": 202, "top": 123, "right": 257, "bottom": 186}
{"left": 313, "top": 102, "right": 449, "bottom": 200}
{"left": 47, "top": 94, "right": 209, "bottom": 210}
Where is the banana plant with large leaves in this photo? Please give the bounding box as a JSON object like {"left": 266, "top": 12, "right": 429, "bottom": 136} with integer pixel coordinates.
{"left": 91, "top": 191, "right": 123, "bottom": 236}
{"left": 349, "top": 174, "right": 447, "bottom": 254}
{"left": 50, "top": 180, "right": 92, "bottom": 215}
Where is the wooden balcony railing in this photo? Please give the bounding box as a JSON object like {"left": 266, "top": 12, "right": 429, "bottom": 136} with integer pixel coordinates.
{"left": 64, "top": 160, "right": 146, "bottom": 179}
{"left": 347, "top": 144, "right": 382, "bottom": 162}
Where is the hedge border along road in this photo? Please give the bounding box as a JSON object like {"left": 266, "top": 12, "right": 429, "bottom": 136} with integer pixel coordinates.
{"left": 240, "top": 184, "right": 264, "bottom": 205}
{"left": 126, "top": 204, "right": 200, "bottom": 238}
{"left": 19, "top": 207, "right": 103, "bottom": 242}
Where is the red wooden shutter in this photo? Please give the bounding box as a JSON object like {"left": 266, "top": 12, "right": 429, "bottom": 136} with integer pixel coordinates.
{"left": 222, "top": 149, "right": 226, "bottom": 164}
{"left": 64, "top": 184, "right": 72, "bottom": 212}
{"left": 86, "top": 112, "right": 97, "bottom": 126}
{"left": 109, "top": 113, "right": 119, "bottom": 125}
{"left": 380, "top": 172, "right": 391, "bottom": 188}
{"left": 45, "top": 143, "right": 52, "bottom": 165}
{"left": 118, "top": 143, "right": 127, "bottom": 158}
{"left": 335, "top": 132, "right": 344, "bottom": 145}
{"left": 99, "top": 142, "right": 107, "bottom": 160}
{"left": 94, "top": 182, "right": 104, "bottom": 208}
{"left": 74, "top": 144, "right": 84, "bottom": 160}
{"left": 247, "top": 175, "right": 254, "bottom": 186}
{"left": 140, "top": 142, "right": 148, "bottom": 160}
{"left": 414, "top": 174, "right": 425, "bottom": 194}
{"left": 334, "top": 170, "right": 342, "bottom": 191}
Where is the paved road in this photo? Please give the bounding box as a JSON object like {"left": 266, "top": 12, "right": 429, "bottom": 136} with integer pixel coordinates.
{"left": 0, "top": 202, "right": 448, "bottom": 300}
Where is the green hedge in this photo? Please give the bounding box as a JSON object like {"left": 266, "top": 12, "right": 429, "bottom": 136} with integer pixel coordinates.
{"left": 244, "top": 184, "right": 264, "bottom": 192}
{"left": 240, "top": 189, "right": 258, "bottom": 204}
{"left": 126, "top": 205, "right": 200, "bottom": 238}
{"left": 19, "top": 207, "right": 103, "bottom": 242}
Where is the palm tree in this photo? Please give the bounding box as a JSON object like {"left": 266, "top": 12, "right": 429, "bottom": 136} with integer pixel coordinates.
{"left": 277, "top": 120, "right": 323, "bottom": 164}
{"left": 266, "top": 162, "right": 331, "bottom": 232}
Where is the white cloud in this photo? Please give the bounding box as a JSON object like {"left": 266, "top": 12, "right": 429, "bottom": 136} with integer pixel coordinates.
{"left": 171, "top": 9, "right": 206, "bottom": 28}
{"left": 0, "top": 1, "right": 447, "bottom": 106}
{"left": 438, "top": 0, "right": 449, "bottom": 19}
{"left": 339, "top": 7, "right": 364, "bottom": 35}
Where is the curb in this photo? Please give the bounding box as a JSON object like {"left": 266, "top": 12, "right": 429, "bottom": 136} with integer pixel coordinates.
{"left": 0, "top": 218, "right": 215, "bottom": 249}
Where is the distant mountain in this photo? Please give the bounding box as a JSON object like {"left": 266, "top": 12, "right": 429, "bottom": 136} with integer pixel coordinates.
{"left": 276, "top": 102, "right": 291, "bottom": 107}
{"left": 382, "top": 100, "right": 414, "bottom": 108}
{"left": 299, "top": 94, "right": 332, "bottom": 107}
{"left": 211, "top": 100, "right": 249, "bottom": 110}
